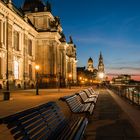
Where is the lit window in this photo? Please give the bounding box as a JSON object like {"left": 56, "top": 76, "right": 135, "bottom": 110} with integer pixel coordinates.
{"left": 0, "top": 20, "right": 1, "bottom": 45}
{"left": 14, "top": 60, "right": 19, "bottom": 79}
{"left": 0, "top": 57, "right": 2, "bottom": 77}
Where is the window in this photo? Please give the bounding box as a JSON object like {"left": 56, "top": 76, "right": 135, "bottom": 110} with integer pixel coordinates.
{"left": 28, "top": 39, "right": 32, "bottom": 56}
{"left": 0, "top": 20, "right": 1, "bottom": 46}
{"left": 29, "top": 64, "right": 32, "bottom": 79}
{"left": 14, "top": 30, "right": 19, "bottom": 51}
{"left": 3, "top": 22, "right": 5, "bottom": 46}
{"left": 14, "top": 60, "right": 19, "bottom": 79}
{"left": 0, "top": 57, "right": 2, "bottom": 77}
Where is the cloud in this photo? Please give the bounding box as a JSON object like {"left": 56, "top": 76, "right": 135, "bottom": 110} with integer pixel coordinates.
{"left": 106, "top": 59, "right": 140, "bottom": 68}
{"left": 106, "top": 66, "right": 140, "bottom": 76}
{"left": 106, "top": 73, "right": 140, "bottom": 77}
{"left": 75, "top": 35, "right": 140, "bottom": 50}
{"left": 107, "top": 66, "right": 140, "bottom": 71}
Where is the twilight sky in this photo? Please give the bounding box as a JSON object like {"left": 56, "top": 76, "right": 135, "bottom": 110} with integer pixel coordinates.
{"left": 14, "top": 0, "right": 140, "bottom": 80}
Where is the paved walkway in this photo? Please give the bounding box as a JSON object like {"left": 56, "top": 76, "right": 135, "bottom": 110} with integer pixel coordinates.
{"left": 0, "top": 88, "right": 140, "bottom": 140}
{"left": 0, "top": 87, "right": 83, "bottom": 140}
{"left": 108, "top": 89, "right": 140, "bottom": 136}
{"left": 85, "top": 89, "right": 140, "bottom": 140}
{"left": 0, "top": 88, "right": 82, "bottom": 118}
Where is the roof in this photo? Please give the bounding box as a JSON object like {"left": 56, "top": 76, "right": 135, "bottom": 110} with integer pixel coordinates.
{"left": 22, "top": 0, "right": 50, "bottom": 12}
{"left": 88, "top": 57, "right": 93, "bottom": 63}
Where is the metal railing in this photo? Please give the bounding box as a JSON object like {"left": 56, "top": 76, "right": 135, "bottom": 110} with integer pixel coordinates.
{"left": 107, "top": 84, "right": 140, "bottom": 106}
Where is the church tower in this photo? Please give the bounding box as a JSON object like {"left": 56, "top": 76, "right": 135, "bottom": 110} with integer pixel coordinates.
{"left": 98, "top": 52, "right": 104, "bottom": 72}
{"left": 87, "top": 57, "right": 94, "bottom": 72}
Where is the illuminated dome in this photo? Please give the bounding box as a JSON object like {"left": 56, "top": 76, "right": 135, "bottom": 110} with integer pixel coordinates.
{"left": 88, "top": 57, "right": 93, "bottom": 63}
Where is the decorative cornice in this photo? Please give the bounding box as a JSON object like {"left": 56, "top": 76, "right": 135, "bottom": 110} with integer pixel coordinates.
{"left": 26, "top": 12, "right": 54, "bottom": 19}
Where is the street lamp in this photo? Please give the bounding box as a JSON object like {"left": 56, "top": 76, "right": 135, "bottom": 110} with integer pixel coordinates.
{"left": 68, "top": 73, "right": 72, "bottom": 89}
{"left": 79, "top": 76, "right": 82, "bottom": 87}
{"left": 98, "top": 72, "right": 104, "bottom": 87}
{"left": 3, "top": 16, "right": 10, "bottom": 100}
{"left": 35, "top": 65, "right": 40, "bottom": 95}
{"left": 58, "top": 72, "right": 61, "bottom": 92}
{"left": 98, "top": 72, "right": 104, "bottom": 79}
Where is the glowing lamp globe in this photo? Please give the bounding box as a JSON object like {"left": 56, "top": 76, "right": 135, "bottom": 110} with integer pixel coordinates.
{"left": 99, "top": 72, "right": 104, "bottom": 79}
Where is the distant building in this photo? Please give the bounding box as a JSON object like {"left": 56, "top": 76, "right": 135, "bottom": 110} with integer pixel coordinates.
{"left": 111, "top": 74, "right": 131, "bottom": 85}
{"left": 0, "top": 0, "right": 77, "bottom": 89}
{"left": 87, "top": 52, "right": 105, "bottom": 81}
{"left": 97, "top": 52, "right": 105, "bottom": 81}
{"left": 98, "top": 52, "right": 104, "bottom": 73}
{"left": 77, "top": 52, "right": 105, "bottom": 84}
{"left": 87, "top": 57, "right": 94, "bottom": 72}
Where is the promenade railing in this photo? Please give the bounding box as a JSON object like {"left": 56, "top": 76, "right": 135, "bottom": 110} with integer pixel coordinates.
{"left": 107, "top": 84, "right": 140, "bottom": 106}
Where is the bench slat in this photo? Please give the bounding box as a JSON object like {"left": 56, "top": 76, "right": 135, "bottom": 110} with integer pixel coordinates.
{"left": 65, "top": 95, "right": 94, "bottom": 115}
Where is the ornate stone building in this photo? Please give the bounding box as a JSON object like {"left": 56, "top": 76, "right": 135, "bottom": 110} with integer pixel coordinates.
{"left": 0, "top": 0, "right": 77, "bottom": 89}
{"left": 87, "top": 52, "right": 105, "bottom": 79}
{"left": 87, "top": 57, "right": 94, "bottom": 72}
{"left": 77, "top": 52, "right": 105, "bottom": 84}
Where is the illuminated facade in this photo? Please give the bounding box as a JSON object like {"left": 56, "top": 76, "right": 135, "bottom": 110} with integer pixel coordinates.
{"left": 98, "top": 52, "right": 104, "bottom": 73}
{"left": 112, "top": 75, "right": 131, "bottom": 85}
{"left": 87, "top": 57, "right": 94, "bottom": 72}
{"left": 0, "top": 0, "right": 77, "bottom": 89}
{"left": 77, "top": 52, "right": 105, "bottom": 84}
{"left": 97, "top": 52, "right": 105, "bottom": 81}
{"left": 87, "top": 52, "right": 105, "bottom": 79}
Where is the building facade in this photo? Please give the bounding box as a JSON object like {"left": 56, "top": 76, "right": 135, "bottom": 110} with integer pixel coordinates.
{"left": 0, "top": 0, "right": 77, "bottom": 89}
{"left": 111, "top": 75, "right": 131, "bottom": 85}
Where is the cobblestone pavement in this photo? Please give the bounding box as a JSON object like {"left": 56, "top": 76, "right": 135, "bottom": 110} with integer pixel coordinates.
{"left": 85, "top": 89, "right": 140, "bottom": 140}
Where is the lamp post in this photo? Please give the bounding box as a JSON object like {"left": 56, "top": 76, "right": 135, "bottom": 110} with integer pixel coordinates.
{"left": 35, "top": 65, "right": 40, "bottom": 95}
{"left": 98, "top": 72, "right": 104, "bottom": 79}
{"left": 58, "top": 72, "right": 61, "bottom": 92}
{"left": 98, "top": 72, "right": 104, "bottom": 87}
{"left": 68, "top": 73, "right": 72, "bottom": 89}
{"left": 79, "top": 76, "right": 82, "bottom": 87}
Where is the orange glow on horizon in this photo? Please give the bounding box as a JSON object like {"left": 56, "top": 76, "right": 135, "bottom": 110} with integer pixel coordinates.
{"left": 131, "top": 76, "right": 140, "bottom": 81}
